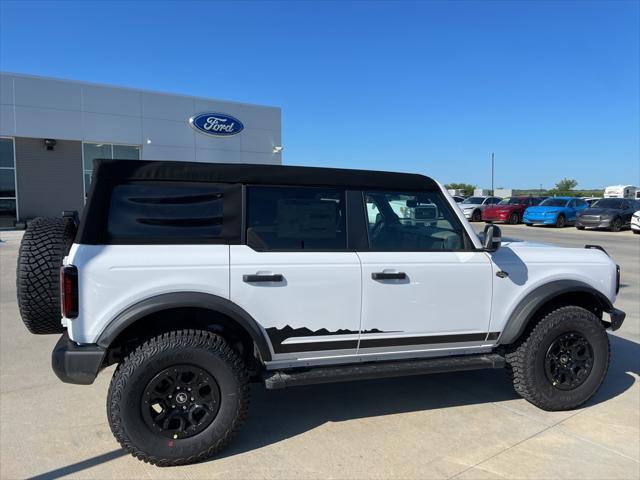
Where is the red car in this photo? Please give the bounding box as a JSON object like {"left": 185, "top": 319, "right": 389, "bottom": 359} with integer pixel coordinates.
{"left": 482, "top": 196, "right": 545, "bottom": 224}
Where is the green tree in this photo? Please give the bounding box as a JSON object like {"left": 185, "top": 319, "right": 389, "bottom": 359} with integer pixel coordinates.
{"left": 554, "top": 178, "right": 578, "bottom": 193}
{"left": 444, "top": 183, "right": 476, "bottom": 196}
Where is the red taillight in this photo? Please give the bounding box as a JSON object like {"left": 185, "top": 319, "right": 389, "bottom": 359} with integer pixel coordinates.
{"left": 60, "top": 265, "right": 78, "bottom": 319}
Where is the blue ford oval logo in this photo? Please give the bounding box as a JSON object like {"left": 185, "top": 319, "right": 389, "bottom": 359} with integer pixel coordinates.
{"left": 189, "top": 112, "right": 244, "bottom": 136}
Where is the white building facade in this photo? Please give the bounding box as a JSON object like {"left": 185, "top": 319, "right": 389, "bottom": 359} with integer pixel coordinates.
{"left": 0, "top": 72, "right": 282, "bottom": 226}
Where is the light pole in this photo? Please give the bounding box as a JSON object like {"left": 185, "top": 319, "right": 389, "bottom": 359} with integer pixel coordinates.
{"left": 491, "top": 152, "right": 495, "bottom": 196}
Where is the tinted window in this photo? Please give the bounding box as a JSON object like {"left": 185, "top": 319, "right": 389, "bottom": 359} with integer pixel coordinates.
{"left": 365, "top": 191, "right": 466, "bottom": 251}
{"left": 108, "top": 182, "right": 224, "bottom": 241}
{"left": 540, "top": 198, "right": 569, "bottom": 207}
{"left": 592, "top": 198, "right": 623, "bottom": 209}
{"left": 246, "top": 186, "right": 346, "bottom": 250}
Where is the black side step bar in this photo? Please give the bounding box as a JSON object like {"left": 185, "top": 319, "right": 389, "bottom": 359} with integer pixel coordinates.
{"left": 264, "top": 353, "right": 505, "bottom": 390}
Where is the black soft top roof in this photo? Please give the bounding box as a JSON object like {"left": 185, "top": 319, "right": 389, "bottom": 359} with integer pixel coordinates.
{"left": 92, "top": 159, "right": 439, "bottom": 191}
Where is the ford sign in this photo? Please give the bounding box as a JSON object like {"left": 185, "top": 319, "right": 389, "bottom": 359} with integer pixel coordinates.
{"left": 189, "top": 113, "right": 244, "bottom": 136}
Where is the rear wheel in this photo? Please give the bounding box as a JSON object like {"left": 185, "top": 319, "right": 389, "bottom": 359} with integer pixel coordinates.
{"left": 610, "top": 217, "right": 622, "bottom": 232}
{"left": 576, "top": 226, "right": 585, "bottom": 230}
{"left": 471, "top": 209, "right": 482, "bottom": 222}
{"left": 555, "top": 214, "right": 566, "bottom": 228}
{"left": 16, "top": 217, "right": 76, "bottom": 334}
{"left": 107, "top": 330, "right": 249, "bottom": 466}
{"left": 506, "top": 306, "right": 609, "bottom": 411}
{"left": 508, "top": 212, "right": 520, "bottom": 225}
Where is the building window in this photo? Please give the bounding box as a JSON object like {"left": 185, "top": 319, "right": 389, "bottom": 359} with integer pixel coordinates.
{"left": 0, "top": 138, "right": 17, "bottom": 228}
{"left": 83, "top": 142, "right": 140, "bottom": 196}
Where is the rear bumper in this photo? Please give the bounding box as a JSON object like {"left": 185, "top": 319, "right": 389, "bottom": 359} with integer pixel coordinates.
{"left": 51, "top": 331, "right": 106, "bottom": 385}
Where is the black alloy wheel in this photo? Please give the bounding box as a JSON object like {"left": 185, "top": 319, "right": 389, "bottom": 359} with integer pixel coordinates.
{"left": 610, "top": 217, "right": 622, "bottom": 232}
{"left": 509, "top": 212, "right": 520, "bottom": 225}
{"left": 544, "top": 332, "right": 594, "bottom": 391}
{"left": 142, "top": 364, "right": 221, "bottom": 439}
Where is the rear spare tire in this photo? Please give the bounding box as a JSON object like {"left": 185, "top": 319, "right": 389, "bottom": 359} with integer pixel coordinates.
{"left": 16, "top": 217, "right": 76, "bottom": 334}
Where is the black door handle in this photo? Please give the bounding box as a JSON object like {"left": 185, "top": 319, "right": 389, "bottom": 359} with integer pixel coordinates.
{"left": 372, "top": 272, "right": 406, "bottom": 280}
{"left": 243, "top": 274, "right": 284, "bottom": 283}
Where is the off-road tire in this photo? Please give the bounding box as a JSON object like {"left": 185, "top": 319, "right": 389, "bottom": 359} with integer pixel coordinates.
{"left": 107, "top": 330, "right": 249, "bottom": 466}
{"left": 610, "top": 217, "right": 622, "bottom": 232}
{"left": 555, "top": 214, "right": 566, "bottom": 228}
{"left": 16, "top": 217, "right": 76, "bottom": 334}
{"left": 471, "top": 209, "right": 482, "bottom": 222}
{"left": 506, "top": 306, "right": 609, "bottom": 411}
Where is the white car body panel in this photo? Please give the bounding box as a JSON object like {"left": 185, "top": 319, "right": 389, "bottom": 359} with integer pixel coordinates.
{"left": 64, "top": 244, "right": 230, "bottom": 344}
{"left": 631, "top": 211, "right": 640, "bottom": 232}
{"left": 357, "top": 250, "right": 493, "bottom": 346}
{"left": 229, "top": 246, "right": 362, "bottom": 361}
{"left": 487, "top": 241, "right": 617, "bottom": 334}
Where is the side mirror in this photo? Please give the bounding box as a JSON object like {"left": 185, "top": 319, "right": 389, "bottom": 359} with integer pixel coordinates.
{"left": 483, "top": 224, "right": 502, "bottom": 252}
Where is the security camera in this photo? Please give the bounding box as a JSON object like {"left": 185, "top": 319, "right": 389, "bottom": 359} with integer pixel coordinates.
{"left": 44, "top": 139, "right": 57, "bottom": 151}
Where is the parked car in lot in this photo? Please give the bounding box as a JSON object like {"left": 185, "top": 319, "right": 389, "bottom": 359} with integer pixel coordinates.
{"left": 523, "top": 197, "right": 588, "bottom": 228}
{"left": 631, "top": 210, "right": 640, "bottom": 234}
{"left": 482, "top": 196, "right": 545, "bottom": 224}
{"left": 458, "top": 196, "right": 501, "bottom": 221}
{"left": 575, "top": 198, "right": 640, "bottom": 232}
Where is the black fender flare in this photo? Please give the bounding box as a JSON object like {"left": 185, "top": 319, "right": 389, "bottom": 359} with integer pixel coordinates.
{"left": 499, "top": 280, "right": 614, "bottom": 344}
{"left": 96, "top": 292, "right": 272, "bottom": 361}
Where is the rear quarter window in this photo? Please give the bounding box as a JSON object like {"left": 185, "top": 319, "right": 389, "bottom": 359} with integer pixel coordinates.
{"left": 107, "top": 182, "right": 231, "bottom": 243}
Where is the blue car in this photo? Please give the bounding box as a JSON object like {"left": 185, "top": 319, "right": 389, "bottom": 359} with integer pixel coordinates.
{"left": 523, "top": 197, "right": 589, "bottom": 227}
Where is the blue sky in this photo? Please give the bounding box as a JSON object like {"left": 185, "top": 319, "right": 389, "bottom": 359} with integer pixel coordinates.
{"left": 1, "top": 0, "right": 638, "bottom": 189}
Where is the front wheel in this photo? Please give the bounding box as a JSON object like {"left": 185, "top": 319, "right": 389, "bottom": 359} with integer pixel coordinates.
{"left": 107, "top": 330, "right": 249, "bottom": 466}
{"left": 610, "top": 217, "right": 622, "bottom": 232}
{"left": 506, "top": 306, "right": 609, "bottom": 411}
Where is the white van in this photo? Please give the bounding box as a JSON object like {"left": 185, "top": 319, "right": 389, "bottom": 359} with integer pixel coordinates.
{"left": 604, "top": 185, "right": 638, "bottom": 199}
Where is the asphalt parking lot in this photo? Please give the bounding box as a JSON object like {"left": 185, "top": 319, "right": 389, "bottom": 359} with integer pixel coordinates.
{"left": 1, "top": 225, "right": 638, "bottom": 480}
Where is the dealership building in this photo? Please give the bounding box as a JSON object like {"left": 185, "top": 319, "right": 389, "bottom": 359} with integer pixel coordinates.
{"left": 0, "top": 72, "right": 282, "bottom": 227}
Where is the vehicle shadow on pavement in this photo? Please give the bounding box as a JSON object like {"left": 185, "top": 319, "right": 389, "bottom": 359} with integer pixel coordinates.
{"left": 217, "top": 335, "right": 639, "bottom": 462}
{"left": 26, "top": 338, "right": 638, "bottom": 477}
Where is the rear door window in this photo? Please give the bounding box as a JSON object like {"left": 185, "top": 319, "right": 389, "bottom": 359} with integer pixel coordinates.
{"left": 246, "top": 186, "right": 347, "bottom": 250}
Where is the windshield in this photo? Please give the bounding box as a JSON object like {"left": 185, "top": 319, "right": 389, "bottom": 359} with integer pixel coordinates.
{"left": 498, "top": 197, "right": 524, "bottom": 205}
{"left": 461, "top": 197, "right": 484, "bottom": 205}
{"left": 592, "top": 199, "right": 623, "bottom": 209}
{"left": 540, "top": 198, "right": 568, "bottom": 207}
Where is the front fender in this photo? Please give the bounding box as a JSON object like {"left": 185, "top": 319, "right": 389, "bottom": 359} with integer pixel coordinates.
{"left": 498, "top": 280, "right": 615, "bottom": 345}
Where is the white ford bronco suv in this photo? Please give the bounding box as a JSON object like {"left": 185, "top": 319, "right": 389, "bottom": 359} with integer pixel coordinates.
{"left": 17, "top": 160, "right": 625, "bottom": 466}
